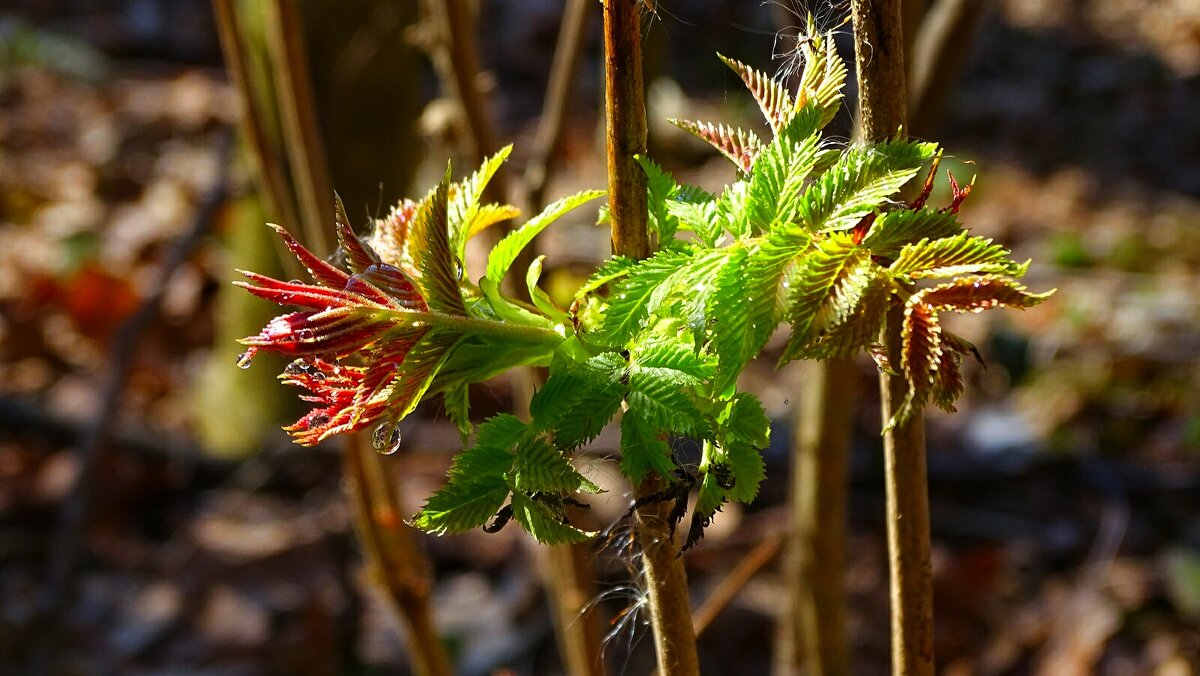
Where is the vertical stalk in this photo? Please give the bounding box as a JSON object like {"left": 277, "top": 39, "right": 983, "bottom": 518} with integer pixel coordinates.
{"left": 850, "top": 2, "right": 935, "bottom": 675}
{"left": 783, "top": 357, "right": 853, "bottom": 676}
{"left": 603, "top": 1, "right": 698, "bottom": 674}
{"left": 343, "top": 435, "right": 452, "bottom": 676}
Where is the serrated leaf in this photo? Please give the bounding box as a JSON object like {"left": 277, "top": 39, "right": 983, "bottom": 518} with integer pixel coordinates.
{"left": 509, "top": 435, "right": 598, "bottom": 494}
{"left": 592, "top": 248, "right": 694, "bottom": 347}
{"left": 797, "top": 140, "right": 939, "bottom": 232}
{"left": 412, "top": 428, "right": 516, "bottom": 534}
{"left": 916, "top": 276, "right": 1055, "bottom": 313}
{"left": 746, "top": 105, "right": 824, "bottom": 232}
{"left": 575, "top": 256, "right": 637, "bottom": 299}
{"left": 794, "top": 21, "right": 848, "bottom": 128}
{"left": 530, "top": 352, "right": 625, "bottom": 449}
{"left": 780, "top": 233, "right": 872, "bottom": 362}
{"left": 789, "top": 266, "right": 891, "bottom": 360}
{"left": 626, "top": 373, "right": 708, "bottom": 438}
{"left": 631, "top": 339, "right": 715, "bottom": 381}
{"left": 449, "top": 145, "right": 512, "bottom": 259}
{"left": 410, "top": 174, "right": 467, "bottom": 315}
{"left": 719, "top": 53, "right": 794, "bottom": 132}
{"left": 721, "top": 393, "right": 771, "bottom": 448}
{"left": 861, "top": 207, "right": 965, "bottom": 258}
{"left": 374, "top": 330, "right": 460, "bottom": 424}
{"left": 620, "top": 412, "right": 676, "bottom": 484}
{"left": 335, "top": 193, "right": 381, "bottom": 274}
{"left": 486, "top": 189, "right": 604, "bottom": 283}
{"left": 667, "top": 196, "right": 722, "bottom": 246}
{"left": 900, "top": 300, "right": 942, "bottom": 418}
{"left": 510, "top": 491, "right": 595, "bottom": 545}
{"left": 722, "top": 441, "right": 765, "bottom": 503}
{"left": 670, "top": 118, "right": 761, "bottom": 173}
{"left": 930, "top": 349, "right": 964, "bottom": 413}
{"left": 636, "top": 154, "right": 681, "bottom": 242}
{"left": 465, "top": 203, "right": 521, "bottom": 242}
{"left": 685, "top": 472, "right": 725, "bottom": 550}
{"left": 444, "top": 382, "right": 471, "bottom": 441}
{"left": 890, "top": 233, "right": 1026, "bottom": 280}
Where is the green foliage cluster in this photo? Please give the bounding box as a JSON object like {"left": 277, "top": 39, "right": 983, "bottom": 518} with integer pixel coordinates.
{"left": 239, "top": 27, "right": 1050, "bottom": 548}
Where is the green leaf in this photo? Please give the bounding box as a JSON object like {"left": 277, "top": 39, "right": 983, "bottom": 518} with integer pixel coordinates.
{"left": 444, "top": 382, "right": 471, "bottom": 442}
{"left": 861, "top": 208, "right": 965, "bottom": 258}
{"left": 890, "top": 233, "right": 1027, "bottom": 280}
{"left": 745, "top": 105, "right": 824, "bottom": 232}
{"left": 790, "top": 266, "right": 891, "bottom": 360}
{"left": 722, "top": 441, "right": 765, "bottom": 503}
{"left": 592, "top": 248, "right": 694, "bottom": 347}
{"left": 793, "top": 20, "right": 848, "bottom": 128}
{"left": 410, "top": 173, "right": 467, "bottom": 315}
{"left": 668, "top": 199, "right": 722, "bottom": 246}
{"left": 630, "top": 337, "right": 716, "bottom": 382}
{"left": 526, "top": 256, "right": 569, "bottom": 323}
{"left": 620, "top": 412, "right": 676, "bottom": 484}
{"left": 478, "top": 277, "right": 557, "bottom": 330}
{"left": 530, "top": 352, "right": 626, "bottom": 449}
{"left": 449, "top": 145, "right": 512, "bottom": 259}
{"left": 720, "top": 392, "right": 771, "bottom": 448}
{"left": 412, "top": 422, "right": 517, "bottom": 534}
{"left": 510, "top": 492, "right": 595, "bottom": 545}
{"left": 509, "top": 435, "right": 599, "bottom": 494}
{"left": 796, "top": 140, "right": 939, "bottom": 232}
{"left": 626, "top": 370, "right": 708, "bottom": 438}
{"left": 780, "top": 232, "right": 872, "bottom": 362}
{"left": 486, "top": 189, "right": 605, "bottom": 283}
{"left": 636, "top": 154, "right": 681, "bottom": 243}
{"left": 376, "top": 330, "right": 460, "bottom": 424}
{"left": 575, "top": 256, "right": 638, "bottom": 300}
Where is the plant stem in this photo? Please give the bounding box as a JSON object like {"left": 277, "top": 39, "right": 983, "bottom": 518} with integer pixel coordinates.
{"left": 782, "top": 358, "right": 853, "bottom": 676}
{"left": 603, "top": 1, "right": 698, "bottom": 673}
{"left": 850, "top": 1, "right": 935, "bottom": 674}
{"left": 343, "top": 434, "right": 452, "bottom": 676}
{"left": 603, "top": 0, "right": 651, "bottom": 262}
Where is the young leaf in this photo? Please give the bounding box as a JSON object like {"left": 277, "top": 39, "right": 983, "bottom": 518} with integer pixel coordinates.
{"left": 444, "top": 382, "right": 471, "bottom": 441}
{"left": 861, "top": 207, "right": 965, "bottom": 258}
{"left": 620, "top": 412, "right": 677, "bottom": 484}
{"left": 412, "top": 417, "right": 520, "bottom": 534}
{"left": 591, "top": 248, "right": 694, "bottom": 348}
{"left": 669, "top": 119, "right": 761, "bottom": 173}
{"left": 793, "top": 20, "right": 848, "bottom": 127}
{"left": 574, "top": 256, "right": 638, "bottom": 300}
{"left": 917, "top": 276, "right": 1055, "bottom": 313}
{"left": 510, "top": 492, "right": 595, "bottom": 545}
{"left": 796, "top": 140, "right": 939, "bottom": 232}
{"left": 889, "top": 233, "right": 1027, "bottom": 280}
{"left": 409, "top": 174, "right": 468, "bottom": 315}
{"left": 448, "top": 145, "right": 512, "bottom": 258}
{"left": 526, "top": 256, "right": 569, "bottom": 324}
{"left": 790, "top": 267, "right": 890, "bottom": 360}
{"left": 745, "top": 105, "right": 824, "bottom": 232}
{"left": 718, "top": 53, "right": 794, "bottom": 131}
{"left": 509, "top": 435, "right": 599, "bottom": 494}
{"left": 780, "top": 232, "right": 872, "bottom": 362}
{"left": 335, "top": 193, "right": 382, "bottom": 274}
{"left": 486, "top": 189, "right": 604, "bottom": 284}
{"left": 899, "top": 300, "right": 943, "bottom": 423}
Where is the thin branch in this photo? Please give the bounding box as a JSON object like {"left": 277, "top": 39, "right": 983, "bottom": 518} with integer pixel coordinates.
{"left": 524, "top": 0, "right": 592, "bottom": 213}
{"left": 693, "top": 532, "right": 783, "bottom": 638}
{"left": 342, "top": 434, "right": 452, "bottom": 676}
{"left": 908, "top": 0, "right": 988, "bottom": 137}
{"left": 602, "top": 1, "right": 697, "bottom": 672}
{"left": 262, "top": 0, "right": 334, "bottom": 253}
{"left": 850, "top": 2, "right": 935, "bottom": 674}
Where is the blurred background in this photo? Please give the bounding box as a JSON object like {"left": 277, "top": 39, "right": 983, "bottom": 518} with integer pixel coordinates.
{"left": 1, "top": 0, "right": 1198, "bottom": 674}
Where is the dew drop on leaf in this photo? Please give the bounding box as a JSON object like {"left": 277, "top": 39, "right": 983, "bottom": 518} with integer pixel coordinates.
{"left": 236, "top": 350, "right": 255, "bottom": 369}
{"left": 372, "top": 423, "right": 402, "bottom": 454}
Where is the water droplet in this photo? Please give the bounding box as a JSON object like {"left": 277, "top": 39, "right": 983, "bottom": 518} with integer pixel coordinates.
{"left": 454, "top": 261, "right": 464, "bottom": 280}
{"left": 289, "top": 279, "right": 303, "bottom": 285}
{"left": 784, "top": 398, "right": 789, "bottom": 405}
{"left": 236, "top": 349, "right": 255, "bottom": 369}
{"left": 298, "top": 328, "right": 315, "bottom": 341}
{"left": 372, "top": 423, "right": 402, "bottom": 454}
{"left": 284, "top": 360, "right": 304, "bottom": 375}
